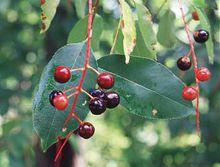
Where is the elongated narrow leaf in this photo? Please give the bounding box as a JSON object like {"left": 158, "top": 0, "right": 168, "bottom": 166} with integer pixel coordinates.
{"left": 113, "top": 23, "right": 156, "bottom": 59}
{"left": 73, "top": 0, "right": 87, "bottom": 18}
{"left": 157, "top": 10, "right": 176, "bottom": 48}
{"left": 119, "top": 0, "right": 136, "bottom": 64}
{"left": 195, "top": 7, "right": 214, "bottom": 63}
{"left": 134, "top": 3, "right": 157, "bottom": 59}
{"left": 192, "top": 0, "right": 207, "bottom": 8}
{"left": 33, "top": 42, "right": 98, "bottom": 151}
{"left": 67, "top": 15, "right": 103, "bottom": 51}
{"left": 98, "top": 55, "right": 194, "bottom": 119}
{"left": 40, "top": 0, "right": 60, "bottom": 33}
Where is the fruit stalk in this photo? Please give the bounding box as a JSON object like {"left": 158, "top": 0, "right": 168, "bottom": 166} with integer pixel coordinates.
{"left": 55, "top": 0, "right": 94, "bottom": 161}
{"left": 178, "top": 0, "right": 200, "bottom": 136}
{"left": 63, "top": 0, "right": 94, "bottom": 128}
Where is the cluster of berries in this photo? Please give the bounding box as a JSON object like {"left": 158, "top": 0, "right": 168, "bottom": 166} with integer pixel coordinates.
{"left": 48, "top": 66, "right": 120, "bottom": 139}
{"left": 177, "top": 17, "right": 211, "bottom": 101}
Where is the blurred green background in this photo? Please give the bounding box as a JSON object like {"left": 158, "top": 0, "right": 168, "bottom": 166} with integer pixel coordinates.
{"left": 0, "top": 0, "right": 219, "bottom": 167}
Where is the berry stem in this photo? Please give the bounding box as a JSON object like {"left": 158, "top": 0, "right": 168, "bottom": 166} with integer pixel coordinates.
{"left": 178, "top": 0, "right": 200, "bottom": 137}
{"left": 67, "top": 92, "right": 77, "bottom": 99}
{"left": 88, "top": 65, "right": 100, "bottom": 75}
{"left": 186, "top": 49, "right": 191, "bottom": 57}
{"left": 81, "top": 89, "right": 94, "bottom": 99}
{"left": 70, "top": 68, "right": 84, "bottom": 72}
{"left": 72, "top": 112, "right": 83, "bottom": 124}
{"left": 64, "top": 86, "right": 77, "bottom": 93}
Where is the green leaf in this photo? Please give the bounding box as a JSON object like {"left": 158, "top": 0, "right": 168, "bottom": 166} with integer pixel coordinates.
{"left": 40, "top": 0, "right": 60, "bottom": 33}
{"left": 113, "top": 22, "right": 157, "bottom": 59}
{"left": 133, "top": 3, "right": 157, "bottom": 59}
{"left": 192, "top": 0, "right": 208, "bottom": 8}
{"left": 113, "top": 27, "right": 124, "bottom": 55}
{"left": 98, "top": 55, "right": 194, "bottom": 119}
{"left": 33, "top": 42, "right": 98, "bottom": 151}
{"left": 195, "top": 7, "right": 214, "bottom": 64}
{"left": 67, "top": 15, "right": 103, "bottom": 51}
{"left": 119, "top": 0, "right": 137, "bottom": 64}
{"left": 73, "top": 0, "right": 87, "bottom": 18}
{"left": 157, "top": 10, "right": 176, "bottom": 48}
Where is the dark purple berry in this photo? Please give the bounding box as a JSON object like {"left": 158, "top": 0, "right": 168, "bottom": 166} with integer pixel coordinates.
{"left": 177, "top": 56, "right": 191, "bottom": 71}
{"left": 78, "top": 122, "right": 95, "bottom": 139}
{"left": 105, "top": 91, "right": 120, "bottom": 109}
{"left": 89, "top": 98, "right": 106, "bottom": 115}
{"left": 89, "top": 89, "right": 107, "bottom": 100}
{"left": 193, "top": 29, "right": 209, "bottom": 43}
{"left": 49, "top": 90, "right": 63, "bottom": 106}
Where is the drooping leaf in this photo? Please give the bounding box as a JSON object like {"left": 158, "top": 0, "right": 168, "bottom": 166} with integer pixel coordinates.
{"left": 113, "top": 22, "right": 156, "bottom": 59}
{"left": 73, "top": 0, "right": 87, "bottom": 18}
{"left": 119, "top": 0, "right": 137, "bottom": 64}
{"left": 33, "top": 42, "right": 98, "bottom": 151}
{"left": 157, "top": 10, "right": 176, "bottom": 48}
{"left": 113, "top": 27, "right": 124, "bottom": 55}
{"left": 194, "top": 7, "right": 214, "bottom": 64}
{"left": 133, "top": 3, "right": 157, "bottom": 59}
{"left": 40, "top": 0, "right": 60, "bottom": 33}
{"left": 98, "top": 55, "right": 194, "bottom": 119}
{"left": 67, "top": 15, "right": 103, "bottom": 51}
{"left": 192, "top": 0, "right": 208, "bottom": 8}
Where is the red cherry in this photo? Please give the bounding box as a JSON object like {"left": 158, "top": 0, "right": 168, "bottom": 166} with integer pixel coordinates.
{"left": 196, "top": 67, "right": 211, "bottom": 82}
{"left": 97, "top": 72, "right": 114, "bottom": 89}
{"left": 53, "top": 94, "right": 69, "bottom": 110}
{"left": 54, "top": 66, "right": 71, "bottom": 83}
{"left": 192, "top": 11, "right": 199, "bottom": 21}
{"left": 182, "top": 87, "right": 198, "bottom": 101}
{"left": 78, "top": 122, "right": 95, "bottom": 139}
{"left": 41, "top": 0, "right": 46, "bottom": 5}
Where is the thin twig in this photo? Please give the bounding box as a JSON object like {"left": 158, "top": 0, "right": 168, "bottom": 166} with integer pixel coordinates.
{"left": 54, "top": 132, "right": 72, "bottom": 162}
{"left": 178, "top": 0, "right": 200, "bottom": 137}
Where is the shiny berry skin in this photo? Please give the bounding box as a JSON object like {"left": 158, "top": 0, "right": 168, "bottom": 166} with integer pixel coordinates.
{"left": 193, "top": 29, "right": 209, "bottom": 43}
{"left": 192, "top": 11, "right": 199, "bottom": 21}
{"left": 177, "top": 56, "right": 192, "bottom": 71}
{"left": 54, "top": 66, "right": 71, "bottom": 83}
{"left": 182, "top": 87, "right": 198, "bottom": 101}
{"left": 53, "top": 94, "right": 69, "bottom": 110}
{"left": 89, "top": 89, "right": 107, "bottom": 100}
{"left": 49, "top": 90, "right": 63, "bottom": 106}
{"left": 78, "top": 122, "right": 95, "bottom": 139}
{"left": 196, "top": 67, "right": 211, "bottom": 82}
{"left": 89, "top": 98, "right": 106, "bottom": 115}
{"left": 97, "top": 72, "right": 114, "bottom": 89}
{"left": 105, "top": 91, "right": 120, "bottom": 109}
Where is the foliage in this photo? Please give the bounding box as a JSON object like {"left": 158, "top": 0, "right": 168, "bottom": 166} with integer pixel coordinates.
{"left": 0, "top": 0, "right": 219, "bottom": 166}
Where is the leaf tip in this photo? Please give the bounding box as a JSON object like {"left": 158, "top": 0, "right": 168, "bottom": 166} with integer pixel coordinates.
{"left": 125, "top": 55, "right": 130, "bottom": 64}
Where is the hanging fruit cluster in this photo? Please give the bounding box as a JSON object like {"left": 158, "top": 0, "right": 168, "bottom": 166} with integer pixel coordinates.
{"left": 178, "top": 15, "right": 211, "bottom": 101}
{"left": 177, "top": 6, "right": 212, "bottom": 135}
{"left": 49, "top": 66, "right": 120, "bottom": 139}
